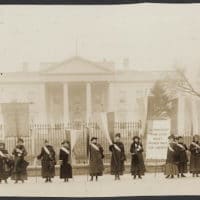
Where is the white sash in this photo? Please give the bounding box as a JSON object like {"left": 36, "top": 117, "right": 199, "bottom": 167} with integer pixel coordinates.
{"left": 114, "top": 144, "right": 121, "bottom": 152}
{"left": 61, "top": 147, "right": 70, "bottom": 155}
{"left": 168, "top": 144, "right": 174, "bottom": 152}
{"left": 192, "top": 142, "right": 200, "bottom": 149}
{"left": 177, "top": 143, "right": 186, "bottom": 150}
{"left": 0, "top": 150, "right": 6, "bottom": 157}
{"left": 137, "top": 145, "right": 142, "bottom": 152}
{"left": 43, "top": 146, "right": 50, "bottom": 155}
{"left": 90, "top": 143, "right": 100, "bottom": 151}
{"left": 16, "top": 148, "right": 23, "bottom": 154}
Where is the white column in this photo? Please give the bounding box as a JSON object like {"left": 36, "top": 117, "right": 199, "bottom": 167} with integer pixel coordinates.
{"left": 86, "top": 82, "right": 92, "bottom": 123}
{"left": 192, "top": 96, "right": 199, "bottom": 135}
{"left": 63, "top": 83, "right": 69, "bottom": 124}
{"left": 177, "top": 94, "right": 185, "bottom": 135}
{"left": 108, "top": 82, "right": 115, "bottom": 112}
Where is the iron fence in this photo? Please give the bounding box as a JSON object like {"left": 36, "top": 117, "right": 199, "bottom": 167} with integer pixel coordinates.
{"left": 0, "top": 121, "right": 194, "bottom": 165}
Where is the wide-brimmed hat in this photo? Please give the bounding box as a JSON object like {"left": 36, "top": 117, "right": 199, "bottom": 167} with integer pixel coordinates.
{"left": 168, "top": 135, "right": 175, "bottom": 140}
{"left": 0, "top": 142, "right": 5, "bottom": 150}
{"left": 115, "top": 133, "right": 121, "bottom": 138}
{"left": 193, "top": 135, "right": 200, "bottom": 140}
{"left": 44, "top": 139, "right": 49, "bottom": 143}
{"left": 61, "top": 140, "right": 70, "bottom": 145}
{"left": 133, "top": 136, "right": 140, "bottom": 141}
{"left": 17, "top": 138, "right": 24, "bottom": 143}
{"left": 177, "top": 136, "right": 183, "bottom": 140}
{"left": 91, "top": 137, "right": 98, "bottom": 142}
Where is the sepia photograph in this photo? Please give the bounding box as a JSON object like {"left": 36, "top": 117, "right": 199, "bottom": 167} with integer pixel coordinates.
{"left": 0, "top": 4, "right": 200, "bottom": 197}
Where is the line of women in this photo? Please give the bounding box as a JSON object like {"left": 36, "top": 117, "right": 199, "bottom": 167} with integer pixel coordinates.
{"left": 165, "top": 134, "right": 200, "bottom": 178}
{"left": 0, "top": 133, "right": 200, "bottom": 184}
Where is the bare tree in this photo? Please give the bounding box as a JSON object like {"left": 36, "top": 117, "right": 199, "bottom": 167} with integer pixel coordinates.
{"left": 164, "top": 67, "right": 200, "bottom": 98}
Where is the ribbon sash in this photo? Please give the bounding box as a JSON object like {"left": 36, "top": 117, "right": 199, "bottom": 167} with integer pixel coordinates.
{"left": 192, "top": 142, "right": 200, "bottom": 149}
{"left": 177, "top": 143, "right": 186, "bottom": 150}
{"left": 168, "top": 144, "right": 174, "bottom": 152}
{"left": 90, "top": 143, "right": 100, "bottom": 151}
{"left": 16, "top": 148, "right": 23, "bottom": 154}
{"left": 0, "top": 150, "right": 6, "bottom": 157}
{"left": 114, "top": 144, "right": 121, "bottom": 152}
{"left": 61, "top": 147, "right": 70, "bottom": 155}
{"left": 43, "top": 146, "right": 51, "bottom": 155}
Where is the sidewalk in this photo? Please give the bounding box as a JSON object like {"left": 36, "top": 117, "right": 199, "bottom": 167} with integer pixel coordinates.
{"left": 0, "top": 173, "right": 199, "bottom": 197}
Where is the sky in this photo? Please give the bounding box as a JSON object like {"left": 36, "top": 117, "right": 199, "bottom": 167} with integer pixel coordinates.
{"left": 0, "top": 4, "right": 200, "bottom": 72}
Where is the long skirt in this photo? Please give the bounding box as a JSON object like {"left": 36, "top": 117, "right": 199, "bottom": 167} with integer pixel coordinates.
{"left": 131, "top": 154, "right": 145, "bottom": 176}
{"left": 190, "top": 155, "right": 200, "bottom": 173}
{"left": 164, "top": 163, "right": 178, "bottom": 175}
{"left": 178, "top": 162, "right": 188, "bottom": 174}
{"left": 60, "top": 163, "right": 72, "bottom": 179}
{"left": 11, "top": 158, "right": 28, "bottom": 180}
{"left": 41, "top": 160, "right": 55, "bottom": 178}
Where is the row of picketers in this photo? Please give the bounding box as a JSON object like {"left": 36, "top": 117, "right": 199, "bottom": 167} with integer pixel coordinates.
{"left": 0, "top": 133, "right": 200, "bottom": 183}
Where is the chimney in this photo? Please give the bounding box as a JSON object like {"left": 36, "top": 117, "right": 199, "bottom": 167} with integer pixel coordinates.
{"left": 22, "top": 62, "right": 29, "bottom": 72}
{"left": 123, "top": 58, "right": 129, "bottom": 70}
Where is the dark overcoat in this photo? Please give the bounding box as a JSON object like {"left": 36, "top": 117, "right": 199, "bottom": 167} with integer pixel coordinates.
{"left": 0, "top": 149, "right": 13, "bottom": 180}
{"left": 37, "top": 145, "right": 56, "bottom": 178}
{"left": 130, "top": 142, "right": 145, "bottom": 175}
{"left": 189, "top": 142, "right": 200, "bottom": 173}
{"left": 109, "top": 142, "right": 126, "bottom": 175}
{"left": 12, "top": 145, "right": 29, "bottom": 180}
{"left": 176, "top": 142, "right": 188, "bottom": 173}
{"left": 59, "top": 147, "right": 72, "bottom": 179}
{"left": 89, "top": 144, "right": 104, "bottom": 176}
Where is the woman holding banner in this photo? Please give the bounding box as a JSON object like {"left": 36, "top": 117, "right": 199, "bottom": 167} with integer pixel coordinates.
{"left": 164, "top": 135, "right": 178, "bottom": 179}
{"left": 37, "top": 140, "right": 56, "bottom": 183}
{"left": 189, "top": 135, "right": 200, "bottom": 177}
{"left": 130, "top": 136, "right": 145, "bottom": 179}
{"left": 109, "top": 133, "right": 126, "bottom": 180}
{"left": 59, "top": 140, "right": 72, "bottom": 182}
{"left": 89, "top": 137, "right": 104, "bottom": 181}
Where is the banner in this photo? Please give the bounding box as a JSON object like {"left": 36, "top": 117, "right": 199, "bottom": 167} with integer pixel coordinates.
{"left": 92, "top": 112, "right": 114, "bottom": 145}
{"left": 65, "top": 129, "right": 82, "bottom": 151}
{"left": 146, "top": 120, "right": 170, "bottom": 160}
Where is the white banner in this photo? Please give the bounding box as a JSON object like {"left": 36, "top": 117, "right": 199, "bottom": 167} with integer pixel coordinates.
{"left": 146, "top": 120, "right": 171, "bottom": 160}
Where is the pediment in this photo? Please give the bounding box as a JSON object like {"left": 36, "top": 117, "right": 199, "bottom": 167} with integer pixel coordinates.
{"left": 42, "top": 56, "right": 114, "bottom": 74}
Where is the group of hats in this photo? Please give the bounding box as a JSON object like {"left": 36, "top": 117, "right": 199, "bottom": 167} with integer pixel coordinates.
{"left": 168, "top": 135, "right": 183, "bottom": 140}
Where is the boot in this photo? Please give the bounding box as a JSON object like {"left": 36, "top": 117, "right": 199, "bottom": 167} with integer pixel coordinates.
{"left": 114, "top": 175, "right": 117, "bottom": 180}
{"left": 14, "top": 180, "right": 18, "bottom": 184}
{"left": 5, "top": 179, "right": 8, "bottom": 184}
{"left": 193, "top": 173, "right": 195, "bottom": 177}
{"left": 49, "top": 178, "right": 52, "bottom": 183}
{"left": 181, "top": 174, "right": 186, "bottom": 177}
{"left": 133, "top": 175, "right": 136, "bottom": 179}
{"left": 138, "top": 175, "right": 142, "bottom": 179}
{"left": 90, "top": 176, "right": 93, "bottom": 181}
{"left": 171, "top": 175, "right": 174, "bottom": 179}
{"left": 45, "top": 178, "right": 48, "bottom": 183}
{"left": 177, "top": 174, "right": 180, "bottom": 178}
{"left": 196, "top": 173, "right": 199, "bottom": 177}
{"left": 95, "top": 176, "right": 98, "bottom": 181}
{"left": 165, "top": 175, "right": 170, "bottom": 178}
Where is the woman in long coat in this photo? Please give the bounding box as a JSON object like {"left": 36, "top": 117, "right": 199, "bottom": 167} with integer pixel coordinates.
{"left": 130, "top": 136, "right": 145, "bottom": 179}
{"left": 59, "top": 140, "right": 72, "bottom": 182}
{"left": 164, "top": 135, "right": 179, "bottom": 179}
{"left": 109, "top": 133, "right": 126, "bottom": 180}
{"left": 37, "top": 140, "right": 56, "bottom": 182}
{"left": 176, "top": 136, "right": 188, "bottom": 177}
{"left": 12, "top": 138, "right": 29, "bottom": 183}
{"left": 89, "top": 137, "right": 104, "bottom": 181}
{"left": 0, "top": 142, "right": 13, "bottom": 183}
{"left": 189, "top": 135, "right": 200, "bottom": 177}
